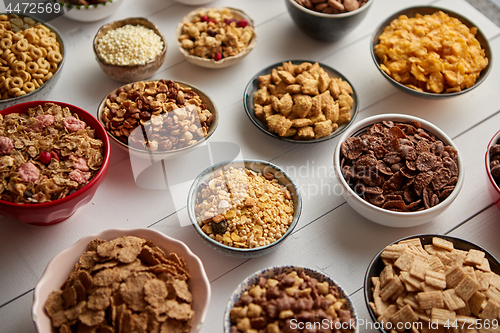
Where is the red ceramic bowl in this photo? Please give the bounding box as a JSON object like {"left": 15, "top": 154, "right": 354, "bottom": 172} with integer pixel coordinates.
{"left": 486, "top": 129, "right": 500, "bottom": 210}
{"left": 0, "top": 101, "right": 110, "bottom": 225}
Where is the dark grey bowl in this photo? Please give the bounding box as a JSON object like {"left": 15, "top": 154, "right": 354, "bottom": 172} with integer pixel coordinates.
{"left": 364, "top": 234, "right": 500, "bottom": 333}
{"left": 285, "top": 0, "right": 374, "bottom": 41}
{"left": 371, "top": 6, "right": 492, "bottom": 98}
{"left": 243, "top": 60, "right": 359, "bottom": 144}
{"left": 187, "top": 159, "right": 302, "bottom": 258}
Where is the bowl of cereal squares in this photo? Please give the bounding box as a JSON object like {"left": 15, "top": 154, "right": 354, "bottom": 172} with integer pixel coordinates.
{"left": 93, "top": 17, "right": 166, "bottom": 82}
{"left": 98, "top": 79, "right": 218, "bottom": 160}
{"left": 176, "top": 7, "right": 257, "bottom": 68}
{"left": 56, "top": 0, "right": 124, "bottom": 22}
{"left": 334, "top": 114, "right": 464, "bottom": 228}
{"left": 371, "top": 6, "right": 491, "bottom": 98}
{"left": 0, "top": 101, "right": 110, "bottom": 225}
{"left": 32, "top": 228, "right": 211, "bottom": 333}
{"left": 225, "top": 265, "right": 358, "bottom": 333}
{"left": 187, "top": 159, "right": 302, "bottom": 258}
{"left": 244, "top": 60, "right": 358, "bottom": 143}
{"left": 486, "top": 129, "right": 500, "bottom": 210}
{"left": 285, "top": 0, "right": 374, "bottom": 41}
{"left": 364, "top": 234, "right": 500, "bottom": 333}
{"left": 0, "top": 14, "right": 65, "bottom": 110}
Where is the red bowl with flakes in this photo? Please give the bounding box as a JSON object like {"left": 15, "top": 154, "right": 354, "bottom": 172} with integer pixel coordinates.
{"left": 486, "top": 129, "right": 500, "bottom": 210}
{"left": 0, "top": 101, "right": 110, "bottom": 225}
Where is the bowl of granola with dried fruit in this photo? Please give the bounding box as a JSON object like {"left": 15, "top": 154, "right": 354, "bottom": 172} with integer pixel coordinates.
{"left": 176, "top": 7, "right": 257, "bottom": 68}
{"left": 32, "top": 228, "right": 211, "bottom": 333}
{"left": 97, "top": 79, "right": 218, "bottom": 160}
{"left": 334, "top": 114, "right": 464, "bottom": 227}
{"left": 364, "top": 234, "right": 500, "bottom": 333}
{"left": 244, "top": 60, "right": 358, "bottom": 143}
{"left": 486, "top": 129, "right": 500, "bottom": 210}
{"left": 0, "top": 101, "right": 110, "bottom": 225}
{"left": 225, "top": 265, "right": 358, "bottom": 333}
{"left": 187, "top": 160, "right": 302, "bottom": 258}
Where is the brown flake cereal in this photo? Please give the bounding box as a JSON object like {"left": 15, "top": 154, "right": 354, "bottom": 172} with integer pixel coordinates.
{"left": 0, "top": 103, "right": 104, "bottom": 204}
{"left": 254, "top": 61, "right": 354, "bottom": 140}
{"left": 370, "top": 237, "right": 500, "bottom": 332}
{"left": 44, "top": 236, "right": 194, "bottom": 332}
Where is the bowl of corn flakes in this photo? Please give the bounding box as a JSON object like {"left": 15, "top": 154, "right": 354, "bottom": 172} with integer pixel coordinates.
{"left": 32, "top": 228, "right": 211, "bottom": 333}
{"left": 371, "top": 6, "right": 491, "bottom": 98}
{"left": 244, "top": 60, "right": 358, "bottom": 143}
{"left": 176, "top": 7, "right": 257, "bottom": 68}
{"left": 0, "top": 101, "right": 110, "bottom": 225}
{"left": 364, "top": 234, "right": 500, "bottom": 333}
{"left": 0, "top": 14, "right": 65, "bottom": 110}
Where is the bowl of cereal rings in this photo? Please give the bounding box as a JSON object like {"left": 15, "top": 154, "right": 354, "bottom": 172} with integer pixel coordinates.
{"left": 56, "top": 0, "right": 124, "bottom": 22}
{"left": 0, "top": 101, "right": 110, "bottom": 225}
{"left": 225, "top": 265, "right": 358, "bottom": 333}
{"left": 371, "top": 6, "right": 491, "bottom": 98}
{"left": 176, "top": 7, "right": 257, "bottom": 68}
{"left": 187, "top": 159, "right": 302, "bottom": 258}
{"left": 0, "top": 14, "right": 65, "bottom": 110}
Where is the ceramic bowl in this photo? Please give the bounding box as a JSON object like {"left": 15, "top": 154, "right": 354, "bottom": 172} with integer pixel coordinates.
{"left": 176, "top": 7, "right": 257, "bottom": 68}
{"left": 32, "top": 228, "right": 211, "bottom": 333}
{"left": 0, "top": 101, "right": 110, "bottom": 225}
{"left": 97, "top": 79, "right": 218, "bottom": 161}
{"left": 334, "top": 114, "right": 464, "bottom": 227}
{"left": 225, "top": 265, "right": 359, "bottom": 332}
{"left": 371, "top": 6, "right": 492, "bottom": 98}
{"left": 174, "top": 0, "right": 215, "bottom": 5}
{"left": 285, "top": 0, "right": 374, "bottom": 41}
{"left": 187, "top": 160, "right": 302, "bottom": 258}
{"left": 486, "top": 129, "right": 500, "bottom": 210}
{"left": 364, "top": 234, "right": 500, "bottom": 333}
{"left": 0, "top": 14, "right": 65, "bottom": 110}
{"left": 93, "top": 17, "right": 167, "bottom": 82}
{"left": 243, "top": 59, "right": 359, "bottom": 144}
{"left": 57, "top": 0, "right": 123, "bottom": 22}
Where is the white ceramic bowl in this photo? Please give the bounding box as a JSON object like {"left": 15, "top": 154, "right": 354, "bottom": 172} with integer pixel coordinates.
{"left": 486, "top": 129, "right": 500, "bottom": 210}
{"left": 174, "top": 0, "right": 215, "bottom": 5}
{"left": 334, "top": 114, "right": 464, "bottom": 227}
{"left": 224, "top": 265, "right": 359, "bottom": 333}
{"left": 58, "top": 0, "right": 123, "bottom": 22}
{"left": 32, "top": 228, "right": 211, "bottom": 333}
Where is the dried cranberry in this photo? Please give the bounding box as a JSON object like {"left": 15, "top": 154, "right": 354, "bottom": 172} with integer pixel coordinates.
{"left": 39, "top": 151, "right": 51, "bottom": 164}
{"left": 237, "top": 19, "right": 249, "bottom": 28}
{"left": 207, "top": 29, "right": 217, "bottom": 37}
{"left": 207, "top": 18, "right": 216, "bottom": 24}
{"left": 224, "top": 18, "right": 235, "bottom": 25}
{"left": 214, "top": 53, "right": 222, "bottom": 61}
{"left": 200, "top": 15, "right": 208, "bottom": 22}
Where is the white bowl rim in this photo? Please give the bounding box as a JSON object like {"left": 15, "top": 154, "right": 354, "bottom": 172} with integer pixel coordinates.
{"left": 32, "top": 228, "right": 211, "bottom": 333}
{"left": 334, "top": 113, "right": 465, "bottom": 217}
{"left": 223, "top": 265, "right": 359, "bottom": 333}
{"left": 287, "top": 0, "right": 375, "bottom": 18}
{"left": 486, "top": 129, "right": 500, "bottom": 194}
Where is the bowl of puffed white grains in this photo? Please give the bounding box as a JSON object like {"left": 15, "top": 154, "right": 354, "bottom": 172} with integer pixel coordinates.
{"left": 93, "top": 17, "right": 167, "bottom": 82}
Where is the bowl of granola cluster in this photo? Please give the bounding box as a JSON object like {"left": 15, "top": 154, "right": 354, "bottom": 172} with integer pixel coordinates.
{"left": 334, "top": 114, "right": 464, "bottom": 227}
{"left": 97, "top": 79, "right": 218, "bottom": 160}
{"left": 32, "top": 228, "right": 211, "bottom": 333}
{"left": 0, "top": 101, "right": 110, "bottom": 225}
{"left": 486, "top": 129, "right": 500, "bottom": 210}
{"left": 176, "top": 7, "right": 257, "bottom": 68}
{"left": 225, "top": 265, "right": 358, "bottom": 333}
{"left": 187, "top": 160, "right": 301, "bottom": 258}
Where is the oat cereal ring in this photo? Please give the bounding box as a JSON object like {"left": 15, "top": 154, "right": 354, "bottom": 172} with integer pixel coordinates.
{"left": 2, "top": 48, "right": 11, "bottom": 58}
{"left": 30, "top": 47, "right": 42, "bottom": 60}
{"left": 0, "top": 15, "right": 8, "bottom": 21}
{"left": 36, "top": 28, "right": 47, "bottom": 38}
{"left": 8, "top": 87, "right": 20, "bottom": 95}
{"left": 17, "top": 52, "right": 30, "bottom": 62}
{"left": 47, "top": 51, "right": 62, "bottom": 63}
{"left": 39, "top": 37, "right": 53, "bottom": 48}
{"left": 39, "top": 47, "right": 47, "bottom": 58}
{"left": 10, "top": 77, "right": 23, "bottom": 89}
{"left": 26, "top": 61, "right": 38, "bottom": 73}
{"left": 17, "top": 70, "right": 30, "bottom": 82}
{"left": 32, "top": 73, "right": 43, "bottom": 79}
{"left": 12, "top": 61, "right": 26, "bottom": 72}
{"left": 14, "top": 90, "right": 25, "bottom": 97}
{"left": 16, "top": 39, "right": 29, "bottom": 52}
{"left": 23, "top": 81, "right": 35, "bottom": 93}
{"left": 11, "top": 33, "right": 23, "bottom": 42}
{"left": 0, "top": 65, "right": 9, "bottom": 72}
{"left": 37, "top": 68, "right": 48, "bottom": 75}
{"left": 7, "top": 57, "right": 16, "bottom": 66}
{"left": 37, "top": 58, "right": 49, "bottom": 69}
{"left": 49, "top": 62, "right": 57, "bottom": 73}
{"left": 33, "top": 80, "right": 40, "bottom": 89}
{"left": 5, "top": 70, "right": 13, "bottom": 78}
{"left": 24, "top": 31, "right": 39, "bottom": 44}
{"left": 42, "top": 72, "right": 52, "bottom": 82}
{"left": 0, "top": 38, "right": 12, "bottom": 49}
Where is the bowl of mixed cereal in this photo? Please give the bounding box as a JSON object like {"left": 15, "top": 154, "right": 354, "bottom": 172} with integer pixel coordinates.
{"left": 486, "top": 129, "right": 500, "bottom": 210}
{"left": 57, "top": 0, "right": 123, "bottom": 22}
{"left": 33, "top": 228, "right": 211, "bottom": 333}
{"left": 334, "top": 114, "right": 464, "bottom": 227}
{"left": 0, "top": 101, "right": 110, "bottom": 225}
{"left": 97, "top": 79, "right": 218, "bottom": 160}
{"left": 93, "top": 17, "right": 166, "bottom": 82}
{"left": 187, "top": 160, "right": 302, "bottom": 258}
{"left": 176, "top": 7, "right": 257, "bottom": 68}
{"left": 225, "top": 265, "right": 358, "bottom": 333}
{"left": 0, "top": 14, "right": 65, "bottom": 110}
{"left": 285, "top": 0, "right": 374, "bottom": 41}
{"left": 371, "top": 6, "right": 491, "bottom": 98}
{"left": 364, "top": 234, "right": 500, "bottom": 333}
{"left": 244, "top": 60, "right": 358, "bottom": 143}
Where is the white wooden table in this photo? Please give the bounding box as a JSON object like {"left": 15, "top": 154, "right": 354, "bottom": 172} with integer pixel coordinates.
{"left": 0, "top": 0, "right": 499, "bottom": 332}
